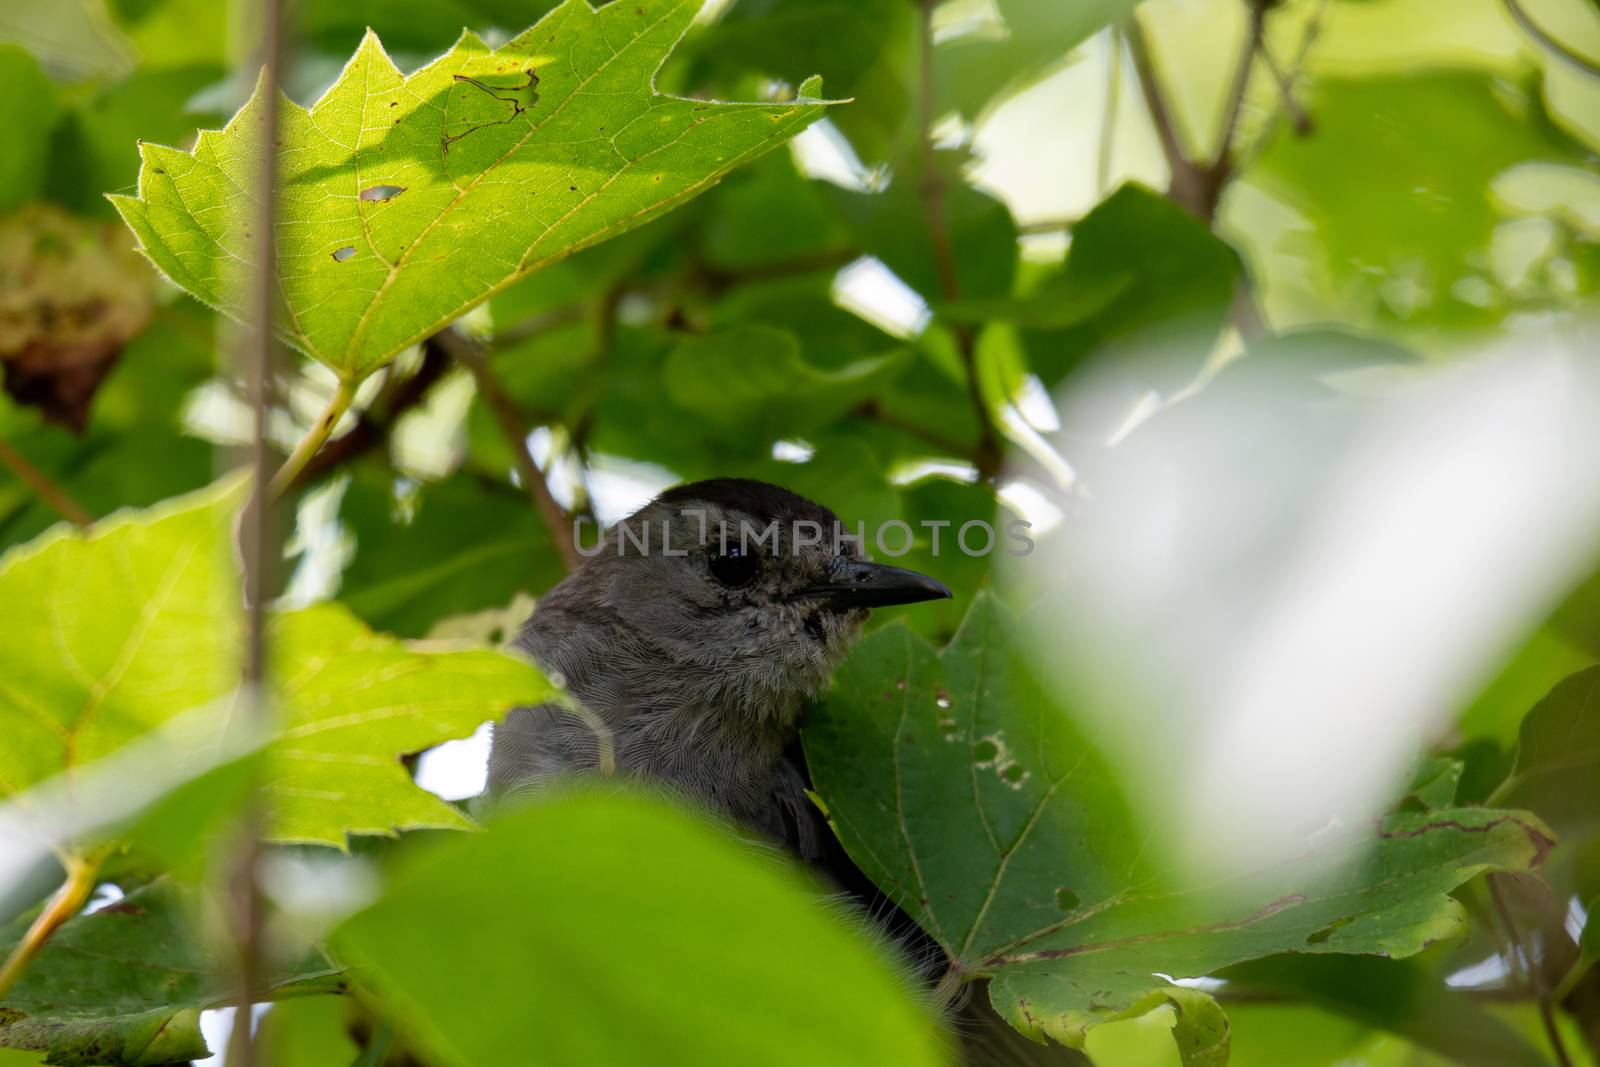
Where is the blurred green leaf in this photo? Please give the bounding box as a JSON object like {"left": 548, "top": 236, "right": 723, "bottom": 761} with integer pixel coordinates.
{"left": 338, "top": 472, "right": 565, "bottom": 639}
{"left": 805, "top": 593, "right": 1556, "bottom": 1064}
{"left": 48, "top": 66, "right": 222, "bottom": 217}
{"left": 0, "top": 880, "right": 341, "bottom": 1066}
{"left": 111, "top": 0, "right": 839, "bottom": 380}
{"left": 333, "top": 789, "right": 948, "bottom": 1067}
{"left": 934, "top": 0, "right": 1138, "bottom": 119}
{"left": 1248, "top": 71, "right": 1592, "bottom": 332}
{"left": 1495, "top": 665, "right": 1600, "bottom": 838}
{"left": 106, "top": 0, "right": 229, "bottom": 71}
{"left": 0, "top": 0, "right": 137, "bottom": 82}
{"left": 675, "top": 0, "right": 914, "bottom": 163}
{"left": 0, "top": 300, "right": 215, "bottom": 550}
{"left": 0, "top": 46, "right": 60, "bottom": 213}
{"left": 827, "top": 169, "right": 1017, "bottom": 303}
{"left": 1023, "top": 183, "right": 1241, "bottom": 393}
{"left": 664, "top": 323, "right": 909, "bottom": 439}
{"left": 257, "top": 995, "right": 360, "bottom": 1067}
{"left": 1220, "top": 955, "right": 1548, "bottom": 1067}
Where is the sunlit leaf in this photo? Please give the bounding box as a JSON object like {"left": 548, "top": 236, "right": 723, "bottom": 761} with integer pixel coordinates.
{"left": 110, "top": 0, "right": 839, "bottom": 379}
{"left": 0, "top": 477, "right": 551, "bottom": 848}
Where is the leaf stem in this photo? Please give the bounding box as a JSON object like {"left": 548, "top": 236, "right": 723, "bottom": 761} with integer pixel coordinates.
{"left": 436, "top": 328, "right": 581, "bottom": 572}
{"left": 0, "top": 438, "right": 93, "bottom": 527}
{"left": 0, "top": 850, "right": 102, "bottom": 1001}
{"left": 269, "top": 376, "right": 360, "bottom": 501}
{"left": 1489, "top": 874, "right": 1576, "bottom": 1067}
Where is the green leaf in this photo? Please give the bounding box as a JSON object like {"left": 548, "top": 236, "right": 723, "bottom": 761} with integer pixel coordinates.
{"left": 337, "top": 472, "right": 565, "bottom": 639}
{"left": 803, "top": 593, "right": 1556, "bottom": 1063}
{"left": 1494, "top": 664, "right": 1600, "bottom": 838}
{"left": 0, "top": 880, "right": 341, "bottom": 1066}
{"left": 333, "top": 789, "right": 947, "bottom": 1067}
{"left": 110, "top": 0, "right": 839, "bottom": 380}
{"left": 1023, "top": 183, "right": 1241, "bottom": 392}
{"left": 1247, "top": 71, "right": 1592, "bottom": 333}
{"left": 934, "top": 0, "right": 1138, "bottom": 119}
{"left": 0, "top": 476, "right": 552, "bottom": 848}
{"left": 0, "top": 46, "right": 60, "bottom": 213}
{"left": 267, "top": 601, "right": 553, "bottom": 846}
{"left": 663, "top": 323, "right": 909, "bottom": 439}
{"left": 0, "top": 476, "right": 245, "bottom": 801}
{"left": 1219, "top": 956, "right": 1549, "bottom": 1067}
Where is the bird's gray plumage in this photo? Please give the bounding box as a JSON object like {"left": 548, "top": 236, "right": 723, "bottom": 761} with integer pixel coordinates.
{"left": 487, "top": 478, "right": 920, "bottom": 860}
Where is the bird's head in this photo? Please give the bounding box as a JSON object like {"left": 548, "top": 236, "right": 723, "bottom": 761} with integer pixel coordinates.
{"left": 540, "top": 478, "right": 950, "bottom": 714}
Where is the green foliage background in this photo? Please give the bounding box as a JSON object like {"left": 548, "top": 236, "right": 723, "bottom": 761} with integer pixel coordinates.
{"left": 1, "top": 0, "right": 1599, "bottom": 1064}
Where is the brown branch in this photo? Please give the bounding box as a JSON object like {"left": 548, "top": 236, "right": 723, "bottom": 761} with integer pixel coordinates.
{"left": 229, "top": 0, "right": 288, "bottom": 1062}
{"left": 1123, "top": 16, "right": 1216, "bottom": 220}
{"left": 436, "top": 328, "right": 580, "bottom": 572}
{"left": 850, "top": 400, "right": 971, "bottom": 458}
{"left": 916, "top": 0, "right": 1002, "bottom": 483}
{"left": 288, "top": 340, "right": 451, "bottom": 491}
{"left": 1488, "top": 875, "right": 1576, "bottom": 1067}
{"left": 0, "top": 438, "right": 93, "bottom": 527}
{"left": 1212, "top": 1, "right": 1266, "bottom": 173}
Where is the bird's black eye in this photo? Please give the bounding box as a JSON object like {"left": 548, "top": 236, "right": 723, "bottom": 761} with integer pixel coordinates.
{"left": 708, "top": 543, "right": 759, "bottom": 587}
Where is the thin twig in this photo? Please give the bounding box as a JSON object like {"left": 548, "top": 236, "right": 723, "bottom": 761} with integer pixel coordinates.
{"left": 1212, "top": 0, "right": 1267, "bottom": 171}
{"left": 1122, "top": 16, "right": 1212, "bottom": 219}
{"left": 230, "top": 0, "right": 287, "bottom": 1061}
{"left": 437, "top": 328, "right": 580, "bottom": 572}
{"left": 0, "top": 850, "right": 101, "bottom": 1000}
{"left": 1098, "top": 27, "right": 1124, "bottom": 196}
{"left": 0, "top": 438, "right": 93, "bottom": 527}
{"left": 916, "top": 0, "right": 1002, "bottom": 483}
{"left": 269, "top": 376, "right": 359, "bottom": 500}
{"left": 1489, "top": 875, "right": 1576, "bottom": 1067}
{"left": 1503, "top": 0, "right": 1600, "bottom": 77}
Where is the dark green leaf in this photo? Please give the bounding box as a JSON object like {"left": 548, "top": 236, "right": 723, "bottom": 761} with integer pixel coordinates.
{"left": 0, "top": 881, "right": 341, "bottom": 1066}
{"left": 0, "top": 46, "right": 60, "bottom": 212}
{"left": 805, "top": 593, "right": 1556, "bottom": 1061}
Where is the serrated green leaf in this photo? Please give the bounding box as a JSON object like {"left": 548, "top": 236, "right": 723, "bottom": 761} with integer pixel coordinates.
{"left": 0, "top": 881, "right": 341, "bottom": 1066}
{"left": 333, "top": 789, "right": 948, "bottom": 1067}
{"left": 268, "top": 601, "right": 554, "bottom": 846}
{"left": 804, "top": 592, "right": 1555, "bottom": 1063}
{"left": 0, "top": 476, "right": 552, "bottom": 849}
{"left": 0, "top": 476, "right": 245, "bottom": 800}
{"left": 110, "top": 0, "right": 839, "bottom": 379}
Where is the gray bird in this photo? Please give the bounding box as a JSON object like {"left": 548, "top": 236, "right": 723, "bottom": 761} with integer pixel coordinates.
{"left": 487, "top": 478, "right": 1073, "bottom": 1065}
{"left": 486, "top": 477, "right": 950, "bottom": 860}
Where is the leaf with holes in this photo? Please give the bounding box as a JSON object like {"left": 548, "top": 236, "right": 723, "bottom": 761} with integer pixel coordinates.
{"left": 109, "top": 0, "right": 838, "bottom": 380}
{"left": 802, "top": 592, "right": 1556, "bottom": 1065}
{"left": 0, "top": 880, "right": 341, "bottom": 1066}
{"left": 0, "top": 476, "right": 552, "bottom": 849}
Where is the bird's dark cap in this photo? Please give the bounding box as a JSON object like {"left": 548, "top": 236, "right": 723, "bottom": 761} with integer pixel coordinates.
{"left": 655, "top": 478, "right": 842, "bottom": 529}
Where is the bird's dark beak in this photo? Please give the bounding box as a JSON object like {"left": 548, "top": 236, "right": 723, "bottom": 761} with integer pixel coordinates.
{"left": 789, "top": 559, "right": 953, "bottom": 610}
